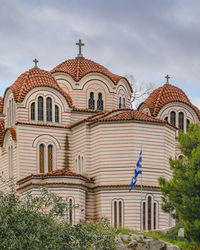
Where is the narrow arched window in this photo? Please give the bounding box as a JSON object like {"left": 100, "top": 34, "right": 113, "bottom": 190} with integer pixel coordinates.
{"left": 48, "top": 145, "right": 53, "bottom": 172}
{"left": 78, "top": 155, "right": 81, "bottom": 173}
{"left": 46, "top": 97, "right": 52, "bottom": 122}
{"left": 11, "top": 99, "right": 14, "bottom": 124}
{"left": 186, "top": 119, "right": 190, "bottom": 132}
{"left": 178, "top": 112, "right": 184, "bottom": 131}
{"left": 39, "top": 144, "right": 45, "bottom": 173}
{"left": 119, "top": 201, "right": 122, "bottom": 227}
{"left": 112, "top": 199, "right": 124, "bottom": 227}
{"left": 69, "top": 198, "right": 73, "bottom": 225}
{"left": 123, "top": 98, "right": 125, "bottom": 108}
{"left": 9, "top": 100, "right": 11, "bottom": 125}
{"left": 170, "top": 111, "right": 176, "bottom": 126}
{"left": 97, "top": 93, "right": 103, "bottom": 111}
{"left": 8, "top": 145, "right": 13, "bottom": 178}
{"left": 143, "top": 202, "right": 146, "bottom": 231}
{"left": 38, "top": 97, "right": 44, "bottom": 121}
{"left": 154, "top": 203, "right": 157, "bottom": 230}
{"left": 114, "top": 201, "right": 117, "bottom": 228}
{"left": 31, "top": 102, "right": 35, "bottom": 120}
{"left": 88, "top": 92, "right": 95, "bottom": 110}
{"left": 55, "top": 105, "right": 59, "bottom": 123}
{"left": 164, "top": 117, "right": 168, "bottom": 122}
{"left": 148, "top": 196, "right": 152, "bottom": 230}
{"left": 119, "top": 97, "right": 122, "bottom": 108}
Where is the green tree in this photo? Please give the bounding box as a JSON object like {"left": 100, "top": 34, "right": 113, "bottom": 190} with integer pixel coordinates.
{"left": 0, "top": 184, "right": 117, "bottom": 249}
{"left": 159, "top": 123, "right": 200, "bottom": 247}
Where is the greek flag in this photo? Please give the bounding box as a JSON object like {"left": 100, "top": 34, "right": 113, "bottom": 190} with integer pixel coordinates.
{"left": 129, "top": 149, "right": 142, "bottom": 192}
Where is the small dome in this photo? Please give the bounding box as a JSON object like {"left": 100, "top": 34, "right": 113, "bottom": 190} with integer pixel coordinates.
{"left": 140, "top": 83, "right": 200, "bottom": 119}
{"left": 51, "top": 57, "right": 132, "bottom": 91}
{"left": 8, "top": 67, "right": 72, "bottom": 106}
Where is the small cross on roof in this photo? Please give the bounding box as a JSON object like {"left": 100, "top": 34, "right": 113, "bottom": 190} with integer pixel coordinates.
{"left": 33, "top": 58, "right": 39, "bottom": 68}
{"left": 165, "top": 74, "right": 170, "bottom": 83}
{"left": 76, "top": 39, "right": 85, "bottom": 57}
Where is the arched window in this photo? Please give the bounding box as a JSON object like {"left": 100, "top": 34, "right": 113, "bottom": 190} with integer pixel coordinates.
{"left": 186, "top": 119, "right": 190, "bottom": 132}
{"left": 8, "top": 145, "right": 13, "bottom": 178}
{"left": 123, "top": 98, "right": 125, "bottom": 108}
{"left": 88, "top": 92, "right": 95, "bottom": 110}
{"left": 142, "top": 195, "right": 158, "bottom": 231}
{"left": 46, "top": 97, "right": 52, "bottom": 122}
{"left": 114, "top": 201, "right": 117, "bottom": 227}
{"left": 164, "top": 117, "right": 168, "bottom": 122}
{"left": 170, "top": 111, "right": 176, "bottom": 126}
{"left": 31, "top": 102, "right": 35, "bottom": 121}
{"left": 119, "top": 97, "right": 122, "bottom": 108}
{"left": 38, "top": 97, "right": 44, "bottom": 121}
{"left": 48, "top": 145, "right": 53, "bottom": 172}
{"left": 39, "top": 144, "right": 45, "bottom": 173}
{"left": 178, "top": 112, "right": 184, "bottom": 131}
{"left": 55, "top": 105, "right": 59, "bottom": 123}
{"left": 78, "top": 155, "right": 81, "bottom": 173}
{"left": 11, "top": 99, "right": 14, "bottom": 124}
{"left": 67, "top": 197, "right": 75, "bottom": 225}
{"left": 153, "top": 202, "right": 157, "bottom": 230}
{"left": 69, "top": 198, "right": 73, "bottom": 225}
{"left": 112, "top": 199, "right": 124, "bottom": 227}
{"left": 97, "top": 93, "right": 103, "bottom": 111}
{"left": 75, "top": 154, "right": 84, "bottom": 174}
{"left": 148, "top": 196, "right": 152, "bottom": 230}
{"left": 143, "top": 202, "right": 146, "bottom": 231}
{"left": 9, "top": 100, "right": 11, "bottom": 125}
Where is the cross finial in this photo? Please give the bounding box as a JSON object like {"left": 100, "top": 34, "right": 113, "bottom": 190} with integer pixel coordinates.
{"left": 33, "top": 58, "right": 39, "bottom": 68}
{"left": 76, "top": 39, "right": 85, "bottom": 57}
{"left": 165, "top": 74, "right": 170, "bottom": 83}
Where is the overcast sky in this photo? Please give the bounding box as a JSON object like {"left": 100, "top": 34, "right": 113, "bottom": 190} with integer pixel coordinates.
{"left": 1, "top": 0, "right": 200, "bottom": 107}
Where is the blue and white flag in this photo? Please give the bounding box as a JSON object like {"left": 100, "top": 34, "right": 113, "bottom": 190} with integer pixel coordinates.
{"left": 129, "top": 149, "right": 142, "bottom": 192}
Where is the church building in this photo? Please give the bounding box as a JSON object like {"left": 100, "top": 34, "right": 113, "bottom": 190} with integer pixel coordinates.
{"left": 0, "top": 41, "right": 199, "bottom": 231}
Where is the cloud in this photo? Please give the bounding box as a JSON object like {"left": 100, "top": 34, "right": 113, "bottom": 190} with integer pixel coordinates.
{"left": 0, "top": 0, "right": 200, "bottom": 106}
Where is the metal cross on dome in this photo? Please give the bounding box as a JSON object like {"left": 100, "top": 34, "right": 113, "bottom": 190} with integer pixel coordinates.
{"left": 33, "top": 58, "right": 39, "bottom": 68}
{"left": 165, "top": 74, "right": 170, "bottom": 83}
{"left": 76, "top": 39, "right": 85, "bottom": 57}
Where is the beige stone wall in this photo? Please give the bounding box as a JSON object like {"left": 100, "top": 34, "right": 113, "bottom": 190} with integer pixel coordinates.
{"left": 17, "top": 124, "right": 69, "bottom": 179}
{"left": 87, "top": 122, "right": 175, "bottom": 186}
{"left": 54, "top": 73, "right": 132, "bottom": 111}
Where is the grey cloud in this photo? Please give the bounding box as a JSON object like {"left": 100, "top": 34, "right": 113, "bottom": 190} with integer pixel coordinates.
{"left": 0, "top": 0, "right": 200, "bottom": 106}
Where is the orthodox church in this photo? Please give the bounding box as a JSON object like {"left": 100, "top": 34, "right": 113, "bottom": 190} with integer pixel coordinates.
{"left": 0, "top": 40, "right": 199, "bottom": 231}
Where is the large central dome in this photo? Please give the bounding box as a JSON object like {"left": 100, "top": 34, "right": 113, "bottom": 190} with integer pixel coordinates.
{"left": 51, "top": 56, "right": 126, "bottom": 85}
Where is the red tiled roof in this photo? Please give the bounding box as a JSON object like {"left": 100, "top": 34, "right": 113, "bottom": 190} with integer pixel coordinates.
{"left": 140, "top": 83, "right": 200, "bottom": 119}
{"left": 0, "top": 97, "right": 3, "bottom": 113}
{"left": 7, "top": 67, "right": 72, "bottom": 107}
{"left": 69, "top": 109, "right": 172, "bottom": 129}
{"left": 0, "top": 121, "right": 16, "bottom": 147}
{"left": 7, "top": 127, "right": 17, "bottom": 141}
{"left": 0, "top": 120, "right": 5, "bottom": 146}
{"left": 17, "top": 168, "right": 90, "bottom": 184}
{"left": 51, "top": 57, "right": 133, "bottom": 92}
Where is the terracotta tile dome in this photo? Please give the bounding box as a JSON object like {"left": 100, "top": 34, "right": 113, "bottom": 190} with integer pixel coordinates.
{"left": 8, "top": 67, "right": 72, "bottom": 107}
{"left": 140, "top": 83, "right": 200, "bottom": 119}
{"left": 0, "top": 97, "right": 3, "bottom": 113}
{"left": 51, "top": 57, "right": 132, "bottom": 91}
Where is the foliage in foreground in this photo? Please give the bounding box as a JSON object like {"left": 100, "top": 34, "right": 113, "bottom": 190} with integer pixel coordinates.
{"left": 159, "top": 123, "right": 200, "bottom": 247}
{"left": 0, "top": 185, "right": 117, "bottom": 250}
